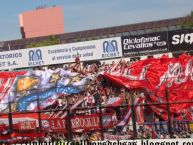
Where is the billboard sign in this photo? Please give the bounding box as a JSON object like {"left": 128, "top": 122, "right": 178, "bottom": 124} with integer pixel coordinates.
{"left": 122, "top": 32, "right": 168, "bottom": 56}
{"left": 0, "top": 37, "right": 122, "bottom": 70}
{"left": 168, "top": 28, "right": 193, "bottom": 51}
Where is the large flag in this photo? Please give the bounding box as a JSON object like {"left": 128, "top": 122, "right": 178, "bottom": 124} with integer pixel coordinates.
{"left": 0, "top": 69, "right": 93, "bottom": 112}
{"left": 103, "top": 54, "right": 193, "bottom": 120}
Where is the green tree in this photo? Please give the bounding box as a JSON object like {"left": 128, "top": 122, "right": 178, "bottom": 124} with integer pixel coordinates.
{"left": 27, "top": 36, "right": 60, "bottom": 48}
{"left": 181, "top": 10, "right": 193, "bottom": 29}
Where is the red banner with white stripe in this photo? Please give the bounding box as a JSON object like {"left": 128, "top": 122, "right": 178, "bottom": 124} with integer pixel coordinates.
{"left": 103, "top": 54, "right": 193, "bottom": 120}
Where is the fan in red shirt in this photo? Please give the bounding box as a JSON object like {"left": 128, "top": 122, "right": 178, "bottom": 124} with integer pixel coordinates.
{"left": 75, "top": 53, "right": 80, "bottom": 64}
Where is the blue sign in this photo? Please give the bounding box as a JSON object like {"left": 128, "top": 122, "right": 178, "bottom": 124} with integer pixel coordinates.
{"left": 28, "top": 49, "right": 44, "bottom": 66}
{"left": 102, "top": 40, "right": 120, "bottom": 58}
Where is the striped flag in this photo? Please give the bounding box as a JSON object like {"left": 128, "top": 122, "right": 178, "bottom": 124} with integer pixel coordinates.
{"left": 116, "top": 97, "right": 144, "bottom": 127}
{"left": 135, "top": 101, "right": 144, "bottom": 124}
{"left": 0, "top": 71, "right": 26, "bottom": 111}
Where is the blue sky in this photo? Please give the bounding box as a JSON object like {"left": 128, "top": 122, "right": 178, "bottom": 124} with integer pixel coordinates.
{"left": 0, "top": 0, "right": 193, "bottom": 41}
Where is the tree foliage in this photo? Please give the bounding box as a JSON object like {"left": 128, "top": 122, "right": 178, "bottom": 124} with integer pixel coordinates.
{"left": 181, "top": 11, "right": 193, "bottom": 29}
{"left": 27, "top": 36, "right": 60, "bottom": 48}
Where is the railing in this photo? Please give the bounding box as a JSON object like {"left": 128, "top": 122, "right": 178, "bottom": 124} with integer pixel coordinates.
{"left": 0, "top": 86, "right": 192, "bottom": 141}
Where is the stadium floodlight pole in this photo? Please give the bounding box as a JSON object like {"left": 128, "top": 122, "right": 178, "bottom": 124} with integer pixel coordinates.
{"left": 165, "top": 84, "right": 172, "bottom": 138}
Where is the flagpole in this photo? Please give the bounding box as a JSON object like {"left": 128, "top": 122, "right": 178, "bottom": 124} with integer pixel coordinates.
{"left": 165, "top": 85, "right": 172, "bottom": 138}
{"left": 37, "top": 91, "right": 42, "bottom": 131}
{"left": 8, "top": 92, "right": 13, "bottom": 133}
{"left": 131, "top": 91, "right": 137, "bottom": 139}
{"left": 99, "top": 103, "right": 104, "bottom": 140}
{"left": 66, "top": 94, "right": 73, "bottom": 141}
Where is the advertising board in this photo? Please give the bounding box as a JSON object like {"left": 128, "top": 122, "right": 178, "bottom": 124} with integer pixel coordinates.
{"left": 0, "top": 37, "right": 122, "bottom": 70}
{"left": 122, "top": 32, "right": 168, "bottom": 56}
{"left": 168, "top": 28, "right": 193, "bottom": 51}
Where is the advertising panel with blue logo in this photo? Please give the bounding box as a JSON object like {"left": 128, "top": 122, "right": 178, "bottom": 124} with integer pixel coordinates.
{"left": 0, "top": 37, "right": 122, "bottom": 70}
{"left": 102, "top": 39, "right": 120, "bottom": 59}
{"left": 28, "top": 49, "right": 44, "bottom": 67}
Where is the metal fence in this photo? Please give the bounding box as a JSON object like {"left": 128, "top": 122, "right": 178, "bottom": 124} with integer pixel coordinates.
{"left": 0, "top": 86, "right": 192, "bottom": 141}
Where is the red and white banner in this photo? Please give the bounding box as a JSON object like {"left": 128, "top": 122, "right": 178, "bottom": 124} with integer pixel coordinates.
{"left": 104, "top": 133, "right": 131, "bottom": 140}
{"left": 0, "top": 71, "right": 26, "bottom": 111}
{"left": 116, "top": 97, "right": 144, "bottom": 126}
{"left": 106, "top": 97, "right": 123, "bottom": 107}
{"left": 19, "top": 121, "right": 36, "bottom": 130}
{"left": 42, "top": 113, "right": 113, "bottom": 132}
{"left": 103, "top": 54, "right": 193, "bottom": 120}
{"left": 0, "top": 113, "right": 49, "bottom": 130}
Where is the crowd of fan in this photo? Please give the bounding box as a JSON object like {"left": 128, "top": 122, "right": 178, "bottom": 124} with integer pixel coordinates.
{"left": 33, "top": 55, "right": 192, "bottom": 141}
{"left": 0, "top": 55, "right": 191, "bottom": 143}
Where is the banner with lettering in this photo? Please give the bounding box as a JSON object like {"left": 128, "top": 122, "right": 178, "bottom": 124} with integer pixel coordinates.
{"left": 168, "top": 28, "right": 193, "bottom": 51}
{"left": 153, "top": 120, "right": 191, "bottom": 134}
{"left": 103, "top": 54, "right": 193, "bottom": 120}
{"left": 0, "top": 37, "right": 122, "bottom": 70}
{"left": 104, "top": 133, "right": 131, "bottom": 140}
{"left": 19, "top": 121, "right": 36, "bottom": 130}
{"left": 0, "top": 113, "right": 113, "bottom": 132}
{"left": 121, "top": 32, "right": 168, "bottom": 56}
{"left": 42, "top": 114, "right": 113, "bottom": 132}
{"left": 0, "top": 113, "right": 49, "bottom": 126}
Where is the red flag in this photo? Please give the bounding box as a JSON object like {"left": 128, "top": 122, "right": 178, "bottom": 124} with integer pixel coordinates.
{"left": 103, "top": 54, "right": 193, "bottom": 121}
